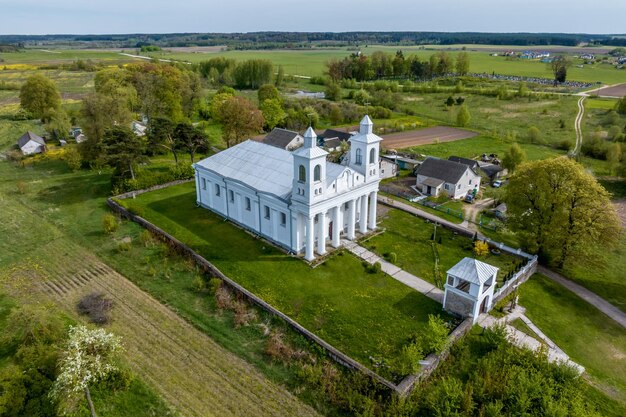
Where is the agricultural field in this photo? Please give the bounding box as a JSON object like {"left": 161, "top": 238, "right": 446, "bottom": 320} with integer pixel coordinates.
{"left": 118, "top": 182, "right": 453, "bottom": 379}
{"left": 381, "top": 125, "right": 477, "bottom": 149}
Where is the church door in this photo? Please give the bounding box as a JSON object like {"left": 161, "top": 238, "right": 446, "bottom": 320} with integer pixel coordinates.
{"left": 328, "top": 221, "right": 333, "bottom": 239}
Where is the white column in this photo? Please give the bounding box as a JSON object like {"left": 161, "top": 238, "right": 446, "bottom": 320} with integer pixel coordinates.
{"left": 291, "top": 212, "right": 300, "bottom": 253}
{"left": 368, "top": 191, "right": 377, "bottom": 230}
{"left": 347, "top": 199, "right": 356, "bottom": 240}
{"left": 305, "top": 216, "right": 315, "bottom": 261}
{"left": 317, "top": 211, "right": 327, "bottom": 255}
{"left": 360, "top": 194, "right": 368, "bottom": 234}
{"left": 332, "top": 205, "right": 341, "bottom": 247}
{"left": 195, "top": 172, "right": 201, "bottom": 204}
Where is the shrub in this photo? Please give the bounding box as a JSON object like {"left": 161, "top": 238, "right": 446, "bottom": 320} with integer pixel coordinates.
{"left": 474, "top": 240, "right": 490, "bottom": 256}
{"left": 208, "top": 277, "right": 222, "bottom": 295}
{"left": 63, "top": 147, "right": 81, "bottom": 171}
{"left": 117, "top": 241, "right": 132, "bottom": 252}
{"left": 445, "top": 96, "right": 455, "bottom": 106}
{"left": 422, "top": 315, "right": 449, "bottom": 354}
{"left": 555, "top": 139, "right": 573, "bottom": 151}
{"left": 396, "top": 341, "right": 424, "bottom": 375}
{"left": 215, "top": 286, "right": 233, "bottom": 310}
{"left": 102, "top": 214, "right": 118, "bottom": 234}
{"left": 77, "top": 292, "right": 113, "bottom": 324}
{"left": 527, "top": 126, "right": 542, "bottom": 144}
{"left": 388, "top": 252, "right": 397, "bottom": 263}
{"left": 366, "top": 261, "right": 382, "bottom": 274}
{"left": 139, "top": 230, "right": 155, "bottom": 247}
{"left": 191, "top": 276, "right": 205, "bottom": 293}
{"left": 233, "top": 301, "right": 257, "bottom": 327}
{"left": 264, "top": 331, "right": 295, "bottom": 362}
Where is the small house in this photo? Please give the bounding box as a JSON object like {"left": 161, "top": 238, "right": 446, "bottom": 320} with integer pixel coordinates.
{"left": 493, "top": 203, "right": 507, "bottom": 220}
{"left": 379, "top": 157, "right": 398, "bottom": 179}
{"left": 262, "top": 128, "right": 304, "bottom": 151}
{"left": 380, "top": 154, "right": 420, "bottom": 171}
{"left": 318, "top": 128, "right": 354, "bottom": 152}
{"left": 443, "top": 257, "right": 498, "bottom": 323}
{"left": 415, "top": 157, "right": 481, "bottom": 199}
{"left": 450, "top": 156, "right": 507, "bottom": 181}
{"left": 17, "top": 131, "right": 46, "bottom": 155}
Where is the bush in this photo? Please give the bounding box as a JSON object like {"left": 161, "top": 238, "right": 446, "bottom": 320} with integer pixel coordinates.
{"left": 474, "top": 240, "right": 490, "bottom": 256}
{"left": 63, "top": 147, "right": 82, "bottom": 171}
{"left": 233, "top": 301, "right": 257, "bottom": 327}
{"left": 388, "top": 252, "right": 397, "bottom": 263}
{"left": 396, "top": 341, "right": 423, "bottom": 375}
{"left": 191, "top": 276, "right": 205, "bottom": 293}
{"left": 215, "top": 286, "right": 233, "bottom": 309}
{"left": 139, "top": 230, "right": 155, "bottom": 247}
{"left": 102, "top": 214, "right": 119, "bottom": 234}
{"left": 117, "top": 241, "right": 132, "bottom": 252}
{"left": 208, "top": 277, "right": 222, "bottom": 295}
{"left": 555, "top": 139, "right": 573, "bottom": 151}
{"left": 527, "top": 126, "right": 542, "bottom": 144}
{"left": 366, "top": 261, "right": 382, "bottom": 274}
{"left": 264, "top": 331, "right": 295, "bottom": 362}
{"left": 77, "top": 292, "right": 113, "bottom": 324}
{"left": 421, "top": 315, "right": 449, "bottom": 354}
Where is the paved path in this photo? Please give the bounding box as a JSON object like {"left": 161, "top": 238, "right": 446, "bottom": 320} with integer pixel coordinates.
{"left": 538, "top": 266, "right": 626, "bottom": 329}
{"left": 478, "top": 310, "right": 584, "bottom": 374}
{"left": 342, "top": 239, "right": 444, "bottom": 302}
{"left": 572, "top": 96, "right": 586, "bottom": 156}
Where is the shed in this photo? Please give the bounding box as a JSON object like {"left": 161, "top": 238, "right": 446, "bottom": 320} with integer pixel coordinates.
{"left": 17, "top": 131, "right": 46, "bottom": 155}
{"left": 262, "top": 128, "right": 304, "bottom": 151}
{"left": 443, "top": 257, "right": 498, "bottom": 322}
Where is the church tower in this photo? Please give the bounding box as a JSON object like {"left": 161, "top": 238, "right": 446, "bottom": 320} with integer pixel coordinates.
{"left": 292, "top": 127, "right": 329, "bottom": 205}
{"left": 348, "top": 115, "right": 382, "bottom": 183}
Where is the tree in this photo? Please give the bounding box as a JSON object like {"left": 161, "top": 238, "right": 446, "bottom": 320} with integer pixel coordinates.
{"left": 260, "top": 99, "right": 286, "bottom": 131}
{"left": 215, "top": 96, "right": 264, "bottom": 148}
{"left": 102, "top": 126, "right": 147, "bottom": 180}
{"left": 275, "top": 65, "right": 285, "bottom": 87}
{"left": 258, "top": 84, "right": 280, "bottom": 104}
{"left": 502, "top": 143, "right": 526, "bottom": 172}
{"left": 456, "top": 52, "right": 470, "bottom": 75}
{"left": 329, "top": 104, "right": 343, "bottom": 125}
{"left": 64, "top": 147, "right": 82, "bottom": 171}
{"left": 233, "top": 59, "right": 273, "bottom": 89}
{"left": 456, "top": 104, "right": 471, "bottom": 127}
{"left": 606, "top": 143, "right": 622, "bottom": 175}
{"left": 325, "top": 82, "right": 342, "bottom": 101}
{"left": 527, "top": 126, "right": 542, "bottom": 144}
{"left": 550, "top": 56, "right": 572, "bottom": 84}
{"left": 50, "top": 326, "right": 122, "bottom": 417}
{"left": 19, "top": 74, "right": 62, "bottom": 119}
{"left": 353, "top": 89, "right": 371, "bottom": 105}
{"left": 44, "top": 107, "right": 71, "bottom": 141}
{"left": 616, "top": 96, "right": 626, "bottom": 115}
{"left": 174, "top": 122, "right": 208, "bottom": 163}
{"left": 147, "top": 117, "right": 179, "bottom": 164}
{"left": 209, "top": 91, "right": 235, "bottom": 120}
{"left": 504, "top": 158, "right": 620, "bottom": 267}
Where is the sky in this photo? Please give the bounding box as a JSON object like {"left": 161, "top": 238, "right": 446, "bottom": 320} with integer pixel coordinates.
{"left": 1, "top": 0, "right": 625, "bottom": 35}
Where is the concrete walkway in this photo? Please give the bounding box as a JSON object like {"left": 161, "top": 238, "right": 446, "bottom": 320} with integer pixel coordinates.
{"left": 538, "top": 266, "right": 626, "bottom": 329}
{"left": 478, "top": 309, "right": 584, "bottom": 374}
{"left": 342, "top": 239, "right": 444, "bottom": 302}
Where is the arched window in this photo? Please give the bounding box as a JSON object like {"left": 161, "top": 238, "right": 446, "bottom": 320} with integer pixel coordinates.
{"left": 298, "top": 165, "right": 306, "bottom": 182}
{"left": 369, "top": 148, "right": 376, "bottom": 164}
{"left": 355, "top": 148, "right": 362, "bottom": 165}
{"left": 314, "top": 165, "right": 321, "bottom": 181}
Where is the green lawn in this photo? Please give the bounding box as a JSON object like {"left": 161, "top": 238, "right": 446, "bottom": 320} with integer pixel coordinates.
{"left": 121, "top": 182, "right": 451, "bottom": 379}
{"left": 362, "top": 208, "right": 520, "bottom": 286}
{"left": 520, "top": 274, "right": 626, "bottom": 406}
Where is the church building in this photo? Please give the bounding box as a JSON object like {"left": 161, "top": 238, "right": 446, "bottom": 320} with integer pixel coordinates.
{"left": 193, "top": 116, "right": 382, "bottom": 260}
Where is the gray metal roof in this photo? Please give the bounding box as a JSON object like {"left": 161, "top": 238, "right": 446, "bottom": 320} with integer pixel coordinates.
{"left": 17, "top": 131, "right": 45, "bottom": 148}
{"left": 447, "top": 257, "right": 499, "bottom": 285}
{"left": 448, "top": 156, "right": 479, "bottom": 169}
{"left": 262, "top": 128, "right": 302, "bottom": 149}
{"left": 415, "top": 157, "right": 474, "bottom": 184}
{"left": 319, "top": 129, "right": 353, "bottom": 142}
{"left": 195, "top": 140, "right": 295, "bottom": 200}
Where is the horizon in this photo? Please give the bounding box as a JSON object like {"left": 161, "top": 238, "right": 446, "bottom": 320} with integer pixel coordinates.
{"left": 1, "top": 0, "right": 625, "bottom": 36}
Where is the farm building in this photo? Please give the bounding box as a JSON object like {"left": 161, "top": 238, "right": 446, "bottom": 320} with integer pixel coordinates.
{"left": 415, "top": 157, "right": 481, "bottom": 199}
{"left": 379, "top": 158, "right": 398, "bottom": 179}
{"left": 17, "top": 131, "right": 46, "bottom": 155}
{"left": 194, "top": 116, "right": 382, "bottom": 261}
{"left": 262, "top": 128, "right": 304, "bottom": 151}
{"left": 380, "top": 154, "right": 421, "bottom": 171}
{"left": 448, "top": 156, "right": 507, "bottom": 180}
{"left": 318, "top": 128, "right": 354, "bottom": 152}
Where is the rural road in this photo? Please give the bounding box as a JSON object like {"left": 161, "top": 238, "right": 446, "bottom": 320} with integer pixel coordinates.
{"left": 572, "top": 96, "right": 586, "bottom": 156}
{"left": 119, "top": 52, "right": 191, "bottom": 65}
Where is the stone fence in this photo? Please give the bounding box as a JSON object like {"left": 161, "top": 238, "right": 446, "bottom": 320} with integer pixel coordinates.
{"left": 492, "top": 256, "right": 538, "bottom": 305}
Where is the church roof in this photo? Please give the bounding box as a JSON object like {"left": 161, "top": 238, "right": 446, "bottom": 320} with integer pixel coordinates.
{"left": 447, "top": 257, "right": 499, "bottom": 285}
{"left": 195, "top": 140, "right": 295, "bottom": 200}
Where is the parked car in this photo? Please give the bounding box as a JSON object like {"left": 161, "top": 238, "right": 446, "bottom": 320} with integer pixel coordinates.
{"left": 464, "top": 194, "right": 475, "bottom": 203}
{"left": 492, "top": 180, "right": 502, "bottom": 188}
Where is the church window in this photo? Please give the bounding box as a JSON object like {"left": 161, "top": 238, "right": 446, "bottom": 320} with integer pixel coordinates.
{"left": 355, "top": 149, "right": 362, "bottom": 165}
{"left": 280, "top": 212, "right": 286, "bottom": 226}
{"left": 229, "top": 190, "right": 234, "bottom": 203}
{"left": 298, "top": 165, "right": 306, "bottom": 182}
{"left": 264, "top": 206, "right": 270, "bottom": 219}
{"left": 201, "top": 178, "right": 206, "bottom": 190}
{"left": 369, "top": 148, "right": 376, "bottom": 164}
{"left": 245, "top": 197, "right": 251, "bottom": 211}
{"left": 314, "top": 165, "right": 321, "bottom": 181}
{"left": 215, "top": 184, "right": 220, "bottom": 196}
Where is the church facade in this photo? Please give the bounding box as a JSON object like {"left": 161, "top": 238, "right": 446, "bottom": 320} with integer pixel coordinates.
{"left": 193, "top": 116, "right": 382, "bottom": 260}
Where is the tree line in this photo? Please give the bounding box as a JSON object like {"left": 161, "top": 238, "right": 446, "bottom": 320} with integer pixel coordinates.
{"left": 326, "top": 50, "right": 470, "bottom": 82}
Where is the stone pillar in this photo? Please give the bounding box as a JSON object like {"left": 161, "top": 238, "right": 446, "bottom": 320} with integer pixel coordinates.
{"left": 305, "top": 215, "right": 315, "bottom": 261}
{"left": 317, "top": 211, "right": 327, "bottom": 255}
{"left": 332, "top": 206, "right": 341, "bottom": 247}
{"left": 347, "top": 199, "right": 356, "bottom": 240}
{"left": 359, "top": 194, "right": 368, "bottom": 234}
{"left": 368, "top": 191, "right": 377, "bottom": 230}
{"left": 291, "top": 212, "right": 300, "bottom": 253}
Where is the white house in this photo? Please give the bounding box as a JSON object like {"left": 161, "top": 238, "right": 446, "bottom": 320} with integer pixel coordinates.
{"left": 261, "top": 128, "right": 304, "bottom": 151}
{"left": 194, "top": 116, "right": 382, "bottom": 261}
{"left": 415, "top": 157, "right": 481, "bottom": 199}
{"left": 443, "top": 257, "right": 498, "bottom": 323}
{"left": 17, "top": 131, "right": 46, "bottom": 155}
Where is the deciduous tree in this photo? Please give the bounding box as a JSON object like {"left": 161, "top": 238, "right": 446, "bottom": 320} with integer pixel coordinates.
{"left": 504, "top": 157, "right": 620, "bottom": 267}
{"left": 502, "top": 143, "right": 526, "bottom": 172}
{"left": 456, "top": 52, "right": 470, "bottom": 75}
{"left": 215, "top": 96, "right": 264, "bottom": 147}
{"left": 258, "top": 84, "right": 281, "bottom": 103}
{"left": 174, "top": 122, "right": 208, "bottom": 163}
{"left": 456, "top": 104, "right": 471, "bottom": 127}
{"left": 44, "top": 107, "right": 71, "bottom": 141}
{"left": 102, "top": 126, "right": 147, "bottom": 180}
{"left": 19, "top": 74, "right": 62, "bottom": 119}
{"left": 260, "top": 99, "right": 286, "bottom": 131}
{"left": 147, "top": 117, "right": 179, "bottom": 164}
{"left": 550, "top": 56, "right": 571, "bottom": 84}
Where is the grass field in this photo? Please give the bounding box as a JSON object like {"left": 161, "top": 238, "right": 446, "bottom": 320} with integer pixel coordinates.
{"left": 120, "top": 182, "right": 452, "bottom": 378}
{"left": 520, "top": 274, "right": 626, "bottom": 407}
{"left": 362, "top": 209, "right": 520, "bottom": 286}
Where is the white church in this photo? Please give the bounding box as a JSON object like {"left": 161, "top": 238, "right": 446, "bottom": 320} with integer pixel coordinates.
{"left": 193, "top": 116, "right": 382, "bottom": 260}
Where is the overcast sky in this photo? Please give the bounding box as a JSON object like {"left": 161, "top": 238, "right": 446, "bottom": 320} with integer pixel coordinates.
{"left": 1, "top": 0, "right": 624, "bottom": 35}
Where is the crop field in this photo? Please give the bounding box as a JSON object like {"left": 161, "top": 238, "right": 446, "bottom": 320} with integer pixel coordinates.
{"left": 381, "top": 125, "right": 477, "bottom": 149}
{"left": 590, "top": 83, "right": 626, "bottom": 98}
{"left": 120, "top": 182, "right": 452, "bottom": 378}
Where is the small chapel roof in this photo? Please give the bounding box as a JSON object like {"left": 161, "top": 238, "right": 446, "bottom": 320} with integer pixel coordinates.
{"left": 447, "top": 257, "right": 499, "bottom": 285}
